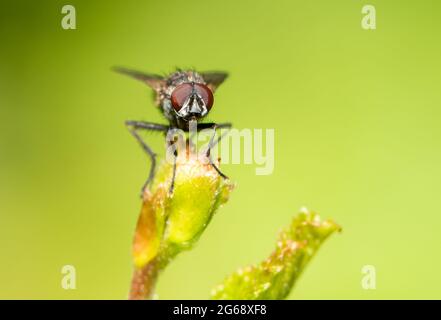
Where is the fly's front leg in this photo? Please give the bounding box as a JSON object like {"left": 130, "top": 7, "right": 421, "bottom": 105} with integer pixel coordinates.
{"left": 199, "top": 122, "right": 232, "bottom": 179}
{"left": 165, "top": 128, "right": 185, "bottom": 196}
{"left": 125, "top": 120, "right": 169, "bottom": 197}
{"left": 169, "top": 148, "right": 178, "bottom": 195}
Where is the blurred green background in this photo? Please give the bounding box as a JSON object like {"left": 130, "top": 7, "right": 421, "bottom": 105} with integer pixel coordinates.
{"left": 1, "top": 0, "right": 441, "bottom": 299}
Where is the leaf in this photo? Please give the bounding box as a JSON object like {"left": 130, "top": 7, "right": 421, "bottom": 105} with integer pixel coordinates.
{"left": 211, "top": 209, "right": 340, "bottom": 300}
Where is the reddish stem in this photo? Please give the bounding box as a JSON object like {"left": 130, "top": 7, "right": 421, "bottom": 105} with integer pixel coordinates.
{"left": 129, "top": 259, "right": 158, "bottom": 300}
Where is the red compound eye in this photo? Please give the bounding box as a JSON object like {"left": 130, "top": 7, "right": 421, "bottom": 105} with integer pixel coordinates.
{"left": 171, "top": 82, "right": 214, "bottom": 113}
{"left": 171, "top": 83, "right": 193, "bottom": 111}
{"left": 194, "top": 83, "right": 214, "bottom": 110}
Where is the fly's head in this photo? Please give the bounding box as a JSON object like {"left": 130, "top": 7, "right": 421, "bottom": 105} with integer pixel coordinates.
{"left": 166, "top": 71, "right": 214, "bottom": 121}
{"left": 114, "top": 67, "right": 228, "bottom": 124}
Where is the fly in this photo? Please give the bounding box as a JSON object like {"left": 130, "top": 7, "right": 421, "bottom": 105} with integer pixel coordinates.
{"left": 113, "top": 67, "right": 231, "bottom": 196}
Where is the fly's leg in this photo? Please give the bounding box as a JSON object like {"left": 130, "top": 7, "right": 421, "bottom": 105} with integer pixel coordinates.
{"left": 197, "top": 122, "right": 232, "bottom": 131}
{"left": 199, "top": 123, "right": 232, "bottom": 179}
{"left": 165, "top": 128, "right": 186, "bottom": 196}
{"left": 169, "top": 148, "right": 178, "bottom": 195}
{"left": 125, "top": 120, "right": 169, "bottom": 197}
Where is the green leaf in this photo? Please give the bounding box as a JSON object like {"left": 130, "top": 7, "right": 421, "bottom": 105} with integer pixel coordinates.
{"left": 211, "top": 209, "right": 340, "bottom": 300}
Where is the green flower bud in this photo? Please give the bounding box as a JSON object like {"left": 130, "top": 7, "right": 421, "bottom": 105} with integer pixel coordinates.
{"left": 132, "top": 151, "right": 234, "bottom": 269}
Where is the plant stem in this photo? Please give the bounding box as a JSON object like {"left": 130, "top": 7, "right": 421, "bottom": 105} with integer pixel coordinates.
{"left": 129, "top": 258, "right": 158, "bottom": 300}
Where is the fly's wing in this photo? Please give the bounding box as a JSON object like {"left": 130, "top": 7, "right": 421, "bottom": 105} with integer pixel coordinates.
{"left": 200, "top": 72, "right": 229, "bottom": 92}
{"left": 113, "top": 66, "right": 165, "bottom": 91}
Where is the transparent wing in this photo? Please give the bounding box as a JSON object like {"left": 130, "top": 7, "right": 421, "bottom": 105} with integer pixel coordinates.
{"left": 200, "top": 71, "right": 229, "bottom": 91}
{"left": 113, "top": 66, "right": 165, "bottom": 91}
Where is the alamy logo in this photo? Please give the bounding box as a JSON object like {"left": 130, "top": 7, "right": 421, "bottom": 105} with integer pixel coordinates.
{"left": 361, "top": 5, "right": 376, "bottom": 30}
{"left": 61, "top": 5, "right": 76, "bottom": 30}
{"left": 164, "top": 121, "right": 275, "bottom": 175}
{"left": 361, "top": 265, "right": 376, "bottom": 290}
{"left": 61, "top": 265, "right": 77, "bottom": 290}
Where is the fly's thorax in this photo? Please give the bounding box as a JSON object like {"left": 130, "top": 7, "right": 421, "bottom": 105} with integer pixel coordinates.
{"left": 161, "top": 98, "right": 176, "bottom": 123}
